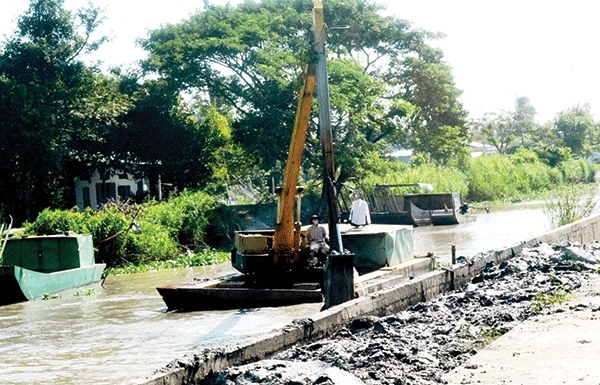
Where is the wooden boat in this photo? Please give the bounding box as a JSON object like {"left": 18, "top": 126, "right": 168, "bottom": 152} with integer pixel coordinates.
{"left": 0, "top": 234, "right": 105, "bottom": 306}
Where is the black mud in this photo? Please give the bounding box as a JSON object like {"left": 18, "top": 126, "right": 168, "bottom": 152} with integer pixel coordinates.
{"left": 198, "top": 241, "right": 600, "bottom": 385}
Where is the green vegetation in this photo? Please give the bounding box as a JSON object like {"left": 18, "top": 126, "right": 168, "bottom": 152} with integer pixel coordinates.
{"left": 15, "top": 150, "right": 597, "bottom": 274}
{"left": 74, "top": 288, "right": 96, "bottom": 297}
{"left": 531, "top": 290, "right": 573, "bottom": 312}
{"left": 480, "top": 327, "right": 507, "bottom": 343}
{"left": 543, "top": 183, "right": 597, "bottom": 229}
{"left": 21, "top": 190, "right": 240, "bottom": 272}
{"left": 2, "top": 0, "right": 600, "bottom": 275}
{"left": 105, "top": 249, "right": 229, "bottom": 276}
{"left": 357, "top": 151, "right": 595, "bottom": 204}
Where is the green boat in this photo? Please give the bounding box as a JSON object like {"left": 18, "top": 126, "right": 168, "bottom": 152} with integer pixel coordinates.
{"left": 0, "top": 234, "right": 105, "bottom": 306}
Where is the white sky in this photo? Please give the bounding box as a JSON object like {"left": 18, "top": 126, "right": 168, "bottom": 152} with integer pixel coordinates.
{"left": 1, "top": 0, "right": 598, "bottom": 123}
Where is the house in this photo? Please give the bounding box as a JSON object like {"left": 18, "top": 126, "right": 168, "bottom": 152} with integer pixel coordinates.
{"left": 469, "top": 142, "right": 498, "bottom": 157}
{"left": 74, "top": 169, "right": 150, "bottom": 210}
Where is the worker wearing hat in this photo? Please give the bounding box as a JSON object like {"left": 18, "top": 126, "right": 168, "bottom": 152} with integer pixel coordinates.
{"left": 306, "top": 214, "right": 330, "bottom": 266}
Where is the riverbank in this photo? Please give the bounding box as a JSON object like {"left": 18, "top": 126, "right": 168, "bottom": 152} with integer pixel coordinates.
{"left": 199, "top": 241, "right": 600, "bottom": 384}
{"left": 444, "top": 270, "right": 600, "bottom": 384}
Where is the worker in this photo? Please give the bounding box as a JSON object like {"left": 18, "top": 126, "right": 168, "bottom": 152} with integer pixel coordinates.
{"left": 349, "top": 192, "right": 371, "bottom": 227}
{"left": 306, "top": 214, "right": 330, "bottom": 266}
{"left": 459, "top": 202, "right": 469, "bottom": 215}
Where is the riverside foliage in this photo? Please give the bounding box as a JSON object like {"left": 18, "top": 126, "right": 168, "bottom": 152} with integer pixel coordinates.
{"left": 361, "top": 150, "right": 595, "bottom": 203}
{"left": 22, "top": 190, "right": 238, "bottom": 270}
{"left": 18, "top": 152, "right": 598, "bottom": 271}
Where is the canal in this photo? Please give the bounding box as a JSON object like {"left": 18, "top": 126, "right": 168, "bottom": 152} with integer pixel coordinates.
{"left": 0, "top": 201, "right": 557, "bottom": 384}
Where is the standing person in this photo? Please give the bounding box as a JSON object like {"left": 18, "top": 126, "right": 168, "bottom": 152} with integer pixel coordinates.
{"left": 349, "top": 192, "right": 371, "bottom": 227}
{"left": 306, "top": 214, "right": 330, "bottom": 266}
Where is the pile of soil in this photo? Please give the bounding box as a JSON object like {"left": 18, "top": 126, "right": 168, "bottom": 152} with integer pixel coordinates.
{"left": 200, "top": 241, "right": 600, "bottom": 385}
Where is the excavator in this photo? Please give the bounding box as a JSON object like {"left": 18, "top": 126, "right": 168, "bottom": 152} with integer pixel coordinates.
{"left": 157, "top": 0, "right": 354, "bottom": 312}
{"left": 231, "top": 0, "right": 350, "bottom": 291}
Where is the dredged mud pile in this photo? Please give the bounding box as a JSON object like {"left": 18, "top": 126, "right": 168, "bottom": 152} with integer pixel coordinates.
{"left": 198, "top": 241, "right": 600, "bottom": 385}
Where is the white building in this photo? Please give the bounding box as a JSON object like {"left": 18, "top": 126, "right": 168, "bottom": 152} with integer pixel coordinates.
{"left": 74, "top": 169, "right": 150, "bottom": 210}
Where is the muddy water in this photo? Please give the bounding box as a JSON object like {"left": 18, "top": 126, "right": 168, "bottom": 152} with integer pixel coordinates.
{"left": 413, "top": 200, "right": 552, "bottom": 261}
{"left": 0, "top": 202, "right": 559, "bottom": 385}
{"left": 0, "top": 265, "right": 322, "bottom": 385}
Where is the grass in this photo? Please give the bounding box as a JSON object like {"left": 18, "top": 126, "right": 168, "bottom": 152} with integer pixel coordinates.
{"left": 543, "top": 183, "right": 597, "bottom": 229}
{"left": 105, "top": 248, "right": 230, "bottom": 276}
{"left": 531, "top": 290, "right": 573, "bottom": 312}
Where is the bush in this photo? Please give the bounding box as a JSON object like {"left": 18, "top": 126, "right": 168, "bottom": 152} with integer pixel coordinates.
{"left": 559, "top": 158, "right": 595, "bottom": 183}
{"left": 26, "top": 208, "right": 87, "bottom": 235}
{"left": 464, "top": 153, "right": 557, "bottom": 202}
{"left": 361, "top": 161, "right": 469, "bottom": 196}
{"left": 23, "top": 190, "right": 235, "bottom": 268}
{"left": 543, "top": 183, "right": 597, "bottom": 228}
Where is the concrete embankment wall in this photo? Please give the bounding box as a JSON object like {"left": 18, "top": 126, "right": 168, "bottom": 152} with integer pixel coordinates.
{"left": 136, "top": 213, "right": 600, "bottom": 385}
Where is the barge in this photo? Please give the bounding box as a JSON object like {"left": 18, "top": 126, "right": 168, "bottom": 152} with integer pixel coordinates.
{"left": 0, "top": 234, "right": 105, "bottom": 306}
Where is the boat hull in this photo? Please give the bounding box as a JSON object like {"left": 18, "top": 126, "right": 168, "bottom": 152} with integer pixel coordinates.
{"left": 0, "top": 264, "right": 106, "bottom": 306}
{"left": 368, "top": 192, "right": 463, "bottom": 226}
{"left": 0, "top": 234, "right": 105, "bottom": 306}
{"left": 157, "top": 278, "right": 323, "bottom": 311}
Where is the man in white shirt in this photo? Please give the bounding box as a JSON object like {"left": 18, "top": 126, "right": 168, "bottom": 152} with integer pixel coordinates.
{"left": 349, "top": 192, "right": 371, "bottom": 227}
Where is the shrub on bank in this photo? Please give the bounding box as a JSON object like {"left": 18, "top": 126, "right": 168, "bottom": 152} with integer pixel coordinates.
{"left": 463, "top": 152, "right": 577, "bottom": 202}
{"left": 359, "top": 151, "right": 595, "bottom": 204}
{"left": 361, "top": 163, "right": 469, "bottom": 196}
{"left": 559, "top": 158, "right": 595, "bottom": 183}
{"left": 23, "top": 190, "right": 237, "bottom": 268}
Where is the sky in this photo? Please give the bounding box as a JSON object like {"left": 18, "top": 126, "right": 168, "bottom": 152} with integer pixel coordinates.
{"left": 1, "top": 0, "right": 599, "bottom": 123}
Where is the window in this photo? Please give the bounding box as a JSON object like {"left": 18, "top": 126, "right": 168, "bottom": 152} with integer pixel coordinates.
{"left": 82, "top": 187, "right": 91, "bottom": 208}
{"left": 95, "top": 182, "right": 117, "bottom": 206}
{"left": 118, "top": 185, "right": 131, "bottom": 200}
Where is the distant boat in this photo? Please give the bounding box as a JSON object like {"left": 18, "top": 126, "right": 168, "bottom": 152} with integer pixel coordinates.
{"left": 0, "top": 234, "right": 105, "bottom": 306}
{"left": 342, "top": 184, "right": 467, "bottom": 226}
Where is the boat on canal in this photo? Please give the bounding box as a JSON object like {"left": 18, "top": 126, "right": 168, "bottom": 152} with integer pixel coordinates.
{"left": 359, "top": 184, "right": 466, "bottom": 226}
{"left": 157, "top": 2, "right": 433, "bottom": 312}
{"left": 0, "top": 234, "right": 106, "bottom": 306}
{"left": 156, "top": 224, "right": 433, "bottom": 311}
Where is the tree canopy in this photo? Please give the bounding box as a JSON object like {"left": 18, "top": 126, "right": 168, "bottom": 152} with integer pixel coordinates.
{"left": 140, "top": 0, "right": 469, "bottom": 189}
{"left": 0, "top": 0, "right": 112, "bottom": 223}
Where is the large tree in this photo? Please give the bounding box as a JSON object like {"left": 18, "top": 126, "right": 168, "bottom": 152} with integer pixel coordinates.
{"left": 107, "top": 76, "right": 238, "bottom": 194}
{"left": 0, "top": 0, "right": 116, "bottom": 223}
{"left": 552, "top": 104, "right": 598, "bottom": 157}
{"left": 140, "top": 0, "right": 468, "bottom": 190}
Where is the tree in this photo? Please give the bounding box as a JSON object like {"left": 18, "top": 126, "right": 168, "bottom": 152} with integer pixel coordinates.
{"left": 553, "top": 104, "right": 597, "bottom": 156}
{"left": 0, "top": 0, "right": 112, "bottom": 223}
{"left": 479, "top": 112, "right": 516, "bottom": 154}
{"left": 110, "top": 77, "right": 242, "bottom": 195}
{"left": 513, "top": 96, "right": 536, "bottom": 147}
{"left": 472, "top": 96, "right": 541, "bottom": 155}
{"left": 140, "top": 0, "right": 468, "bottom": 189}
{"left": 395, "top": 51, "right": 468, "bottom": 162}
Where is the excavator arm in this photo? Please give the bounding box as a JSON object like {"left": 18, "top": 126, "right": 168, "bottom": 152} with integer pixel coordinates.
{"left": 271, "top": 63, "right": 316, "bottom": 263}
{"left": 232, "top": 1, "right": 336, "bottom": 274}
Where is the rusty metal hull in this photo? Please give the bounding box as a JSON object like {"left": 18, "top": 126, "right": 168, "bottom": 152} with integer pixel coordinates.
{"left": 156, "top": 255, "right": 435, "bottom": 312}
{"left": 157, "top": 276, "right": 323, "bottom": 311}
